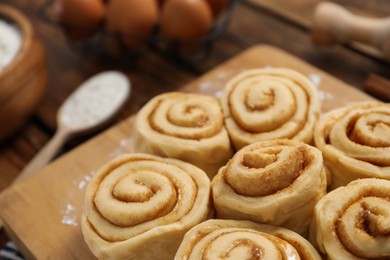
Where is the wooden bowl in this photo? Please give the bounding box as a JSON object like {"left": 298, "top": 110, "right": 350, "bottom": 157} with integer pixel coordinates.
{"left": 0, "top": 5, "right": 47, "bottom": 142}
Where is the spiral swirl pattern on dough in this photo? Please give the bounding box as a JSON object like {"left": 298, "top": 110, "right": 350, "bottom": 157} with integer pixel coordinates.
{"left": 310, "top": 178, "right": 390, "bottom": 260}
{"left": 175, "top": 219, "right": 321, "bottom": 260}
{"left": 314, "top": 101, "right": 390, "bottom": 189}
{"left": 134, "top": 92, "right": 233, "bottom": 179}
{"left": 81, "top": 153, "right": 211, "bottom": 259}
{"left": 212, "top": 139, "right": 327, "bottom": 236}
{"left": 221, "top": 67, "right": 320, "bottom": 150}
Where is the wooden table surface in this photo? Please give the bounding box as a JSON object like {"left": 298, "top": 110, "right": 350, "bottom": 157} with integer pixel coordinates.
{"left": 0, "top": 0, "right": 389, "bottom": 255}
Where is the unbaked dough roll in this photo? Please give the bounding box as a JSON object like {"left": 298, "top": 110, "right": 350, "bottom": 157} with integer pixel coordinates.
{"left": 314, "top": 101, "right": 390, "bottom": 189}
{"left": 212, "top": 139, "right": 327, "bottom": 236}
{"left": 175, "top": 219, "right": 322, "bottom": 260}
{"left": 221, "top": 67, "right": 320, "bottom": 150}
{"left": 310, "top": 178, "right": 390, "bottom": 260}
{"left": 81, "top": 153, "right": 212, "bottom": 260}
{"left": 134, "top": 92, "right": 233, "bottom": 179}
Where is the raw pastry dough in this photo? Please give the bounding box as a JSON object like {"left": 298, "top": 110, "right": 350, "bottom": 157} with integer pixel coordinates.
{"left": 221, "top": 67, "right": 320, "bottom": 150}
{"left": 175, "top": 219, "right": 322, "bottom": 259}
{"left": 310, "top": 178, "right": 390, "bottom": 260}
{"left": 314, "top": 101, "right": 390, "bottom": 189}
{"left": 81, "top": 153, "right": 212, "bottom": 260}
{"left": 212, "top": 139, "right": 327, "bottom": 236}
{"left": 134, "top": 92, "right": 233, "bottom": 179}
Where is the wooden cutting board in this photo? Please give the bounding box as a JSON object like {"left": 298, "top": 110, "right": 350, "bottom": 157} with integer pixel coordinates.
{"left": 0, "top": 45, "right": 375, "bottom": 259}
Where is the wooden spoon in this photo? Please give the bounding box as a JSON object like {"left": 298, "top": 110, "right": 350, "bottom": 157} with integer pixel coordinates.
{"left": 14, "top": 71, "right": 131, "bottom": 183}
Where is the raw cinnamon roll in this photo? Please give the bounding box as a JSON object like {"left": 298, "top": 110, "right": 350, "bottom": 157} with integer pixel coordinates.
{"left": 221, "top": 67, "right": 320, "bottom": 150}
{"left": 212, "top": 139, "right": 327, "bottom": 236}
{"left": 134, "top": 92, "right": 233, "bottom": 179}
{"left": 81, "top": 153, "right": 212, "bottom": 260}
{"left": 175, "top": 219, "right": 322, "bottom": 260}
{"left": 310, "top": 178, "right": 390, "bottom": 260}
{"left": 314, "top": 101, "right": 390, "bottom": 189}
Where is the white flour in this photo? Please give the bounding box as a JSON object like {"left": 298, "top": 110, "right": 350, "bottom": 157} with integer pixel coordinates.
{"left": 0, "top": 19, "right": 22, "bottom": 71}
{"left": 61, "top": 170, "right": 97, "bottom": 227}
{"left": 60, "top": 71, "right": 130, "bottom": 129}
{"left": 61, "top": 203, "right": 77, "bottom": 226}
{"left": 307, "top": 73, "right": 334, "bottom": 103}
{"left": 109, "top": 136, "right": 134, "bottom": 158}
{"left": 308, "top": 73, "right": 322, "bottom": 88}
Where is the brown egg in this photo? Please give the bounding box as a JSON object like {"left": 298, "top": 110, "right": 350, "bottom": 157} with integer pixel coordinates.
{"left": 161, "top": 0, "right": 213, "bottom": 41}
{"left": 53, "top": 0, "right": 105, "bottom": 39}
{"left": 205, "top": 0, "right": 228, "bottom": 17}
{"left": 106, "top": 0, "right": 159, "bottom": 48}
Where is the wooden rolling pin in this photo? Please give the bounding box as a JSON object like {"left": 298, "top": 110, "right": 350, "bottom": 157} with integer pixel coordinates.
{"left": 312, "top": 1, "right": 390, "bottom": 60}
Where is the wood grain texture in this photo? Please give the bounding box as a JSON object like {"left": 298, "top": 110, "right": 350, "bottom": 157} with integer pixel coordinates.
{"left": 247, "top": 0, "right": 390, "bottom": 27}
{"left": 0, "top": 124, "right": 49, "bottom": 191}
{"left": 364, "top": 73, "right": 390, "bottom": 101}
{"left": 0, "top": 45, "right": 375, "bottom": 259}
{"left": 227, "top": 3, "right": 390, "bottom": 88}
{"left": 246, "top": 0, "right": 390, "bottom": 59}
